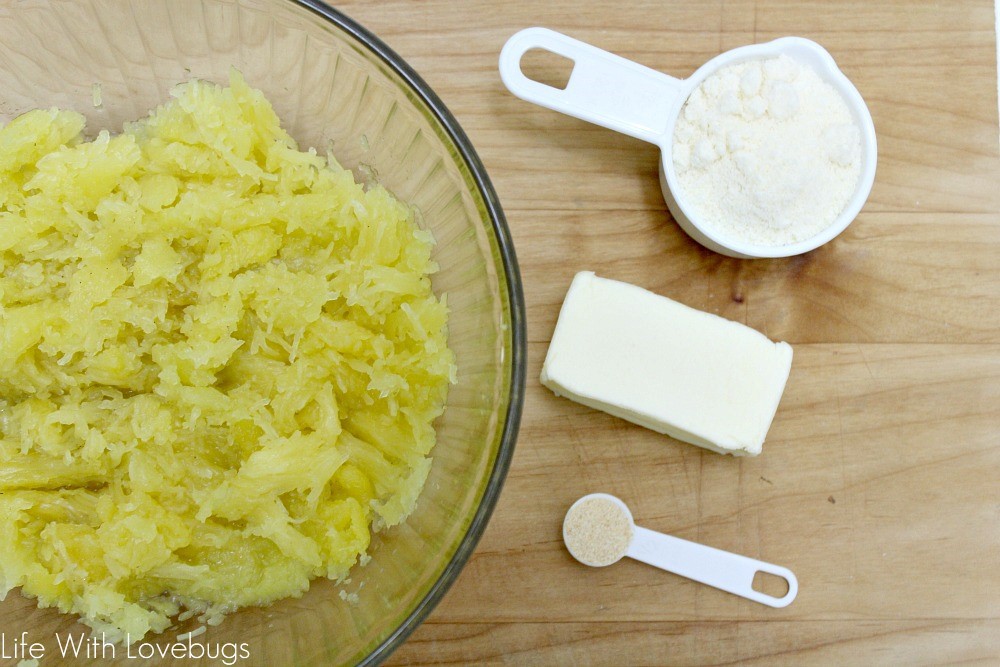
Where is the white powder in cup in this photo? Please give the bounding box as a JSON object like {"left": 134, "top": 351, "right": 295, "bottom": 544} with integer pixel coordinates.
{"left": 672, "top": 54, "right": 862, "bottom": 247}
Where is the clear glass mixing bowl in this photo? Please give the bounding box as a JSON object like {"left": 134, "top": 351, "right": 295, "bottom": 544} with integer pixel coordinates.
{"left": 0, "top": 1, "right": 525, "bottom": 664}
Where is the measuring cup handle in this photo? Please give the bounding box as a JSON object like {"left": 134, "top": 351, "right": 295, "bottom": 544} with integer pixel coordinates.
{"left": 627, "top": 526, "right": 798, "bottom": 608}
{"left": 499, "top": 27, "right": 684, "bottom": 147}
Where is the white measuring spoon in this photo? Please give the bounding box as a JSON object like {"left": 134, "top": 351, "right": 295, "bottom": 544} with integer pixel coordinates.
{"left": 563, "top": 493, "right": 798, "bottom": 608}
{"left": 499, "top": 27, "right": 877, "bottom": 259}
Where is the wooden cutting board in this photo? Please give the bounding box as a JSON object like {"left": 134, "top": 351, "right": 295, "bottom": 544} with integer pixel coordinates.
{"left": 0, "top": 2, "right": 993, "bottom": 665}
{"left": 339, "top": 1, "right": 1000, "bottom": 663}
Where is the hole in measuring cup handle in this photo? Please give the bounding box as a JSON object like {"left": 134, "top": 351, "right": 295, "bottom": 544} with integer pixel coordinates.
{"left": 752, "top": 569, "right": 791, "bottom": 598}
{"left": 518, "top": 47, "right": 575, "bottom": 91}
{"left": 748, "top": 564, "right": 798, "bottom": 608}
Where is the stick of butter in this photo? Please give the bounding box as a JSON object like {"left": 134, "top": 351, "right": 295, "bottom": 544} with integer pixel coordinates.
{"left": 540, "top": 272, "right": 793, "bottom": 456}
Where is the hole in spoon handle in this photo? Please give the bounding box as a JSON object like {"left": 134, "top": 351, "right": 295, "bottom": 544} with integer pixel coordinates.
{"left": 627, "top": 526, "right": 798, "bottom": 608}
{"left": 499, "top": 27, "right": 683, "bottom": 147}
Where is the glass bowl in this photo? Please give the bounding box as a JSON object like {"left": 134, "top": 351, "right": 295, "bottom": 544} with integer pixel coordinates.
{"left": 0, "top": 0, "right": 525, "bottom": 664}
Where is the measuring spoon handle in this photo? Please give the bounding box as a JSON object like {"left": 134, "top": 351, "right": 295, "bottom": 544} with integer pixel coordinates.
{"left": 627, "top": 526, "right": 798, "bottom": 608}
{"left": 499, "top": 27, "right": 683, "bottom": 147}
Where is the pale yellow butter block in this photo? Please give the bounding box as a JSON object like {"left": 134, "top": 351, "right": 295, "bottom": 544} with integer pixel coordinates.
{"left": 540, "top": 272, "right": 792, "bottom": 456}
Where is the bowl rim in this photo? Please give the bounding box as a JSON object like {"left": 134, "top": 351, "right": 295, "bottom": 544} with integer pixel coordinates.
{"left": 290, "top": 1, "right": 526, "bottom": 664}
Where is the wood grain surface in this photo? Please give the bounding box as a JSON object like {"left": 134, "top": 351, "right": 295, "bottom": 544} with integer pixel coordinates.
{"left": 0, "top": 1, "right": 994, "bottom": 666}
{"left": 327, "top": 1, "right": 1000, "bottom": 664}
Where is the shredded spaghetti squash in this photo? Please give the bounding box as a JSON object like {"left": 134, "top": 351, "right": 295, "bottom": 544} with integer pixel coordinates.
{"left": 0, "top": 71, "right": 455, "bottom": 641}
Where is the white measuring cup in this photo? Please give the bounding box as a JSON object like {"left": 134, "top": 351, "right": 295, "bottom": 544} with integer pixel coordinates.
{"left": 499, "top": 27, "right": 877, "bottom": 259}
{"left": 563, "top": 493, "right": 798, "bottom": 608}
